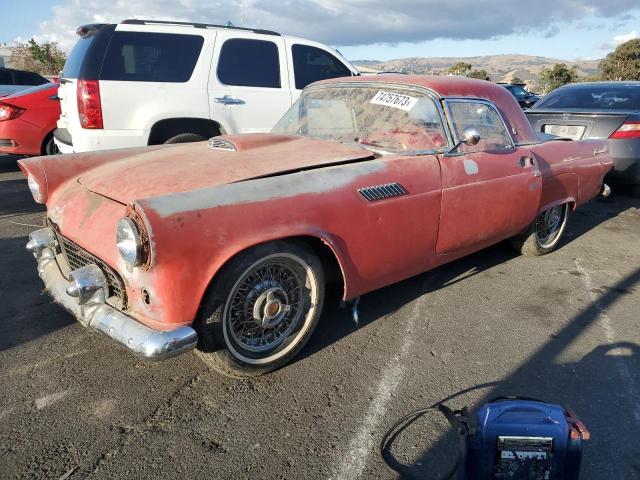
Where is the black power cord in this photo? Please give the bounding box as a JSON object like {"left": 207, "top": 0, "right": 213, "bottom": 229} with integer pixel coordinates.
{"left": 379, "top": 381, "right": 503, "bottom": 480}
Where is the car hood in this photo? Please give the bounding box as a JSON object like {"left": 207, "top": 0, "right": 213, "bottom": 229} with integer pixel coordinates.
{"left": 78, "top": 134, "right": 374, "bottom": 204}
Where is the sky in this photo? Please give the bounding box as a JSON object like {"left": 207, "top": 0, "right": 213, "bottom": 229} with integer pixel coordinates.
{"left": 1, "top": 0, "right": 639, "bottom": 61}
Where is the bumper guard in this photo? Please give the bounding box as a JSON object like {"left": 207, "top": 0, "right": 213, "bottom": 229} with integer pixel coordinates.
{"left": 27, "top": 227, "right": 197, "bottom": 360}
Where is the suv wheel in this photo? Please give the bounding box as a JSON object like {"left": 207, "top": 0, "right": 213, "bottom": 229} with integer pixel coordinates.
{"left": 164, "top": 133, "right": 206, "bottom": 144}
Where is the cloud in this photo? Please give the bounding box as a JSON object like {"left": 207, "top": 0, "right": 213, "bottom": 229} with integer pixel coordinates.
{"left": 613, "top": 30, "right": 639, "bottom": 44}
{"left": 600, "top": 29, "right": 639, "bottom": 50}
{"left": 31, "top": 0, "right": 640, "bottom": 51}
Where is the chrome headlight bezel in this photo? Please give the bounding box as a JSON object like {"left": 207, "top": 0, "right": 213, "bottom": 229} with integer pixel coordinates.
{"left": 27, "top": 175, "right": 47, "bottom": 204}
{"left": 116, "top": 217, "right": 143, "bottom": 267}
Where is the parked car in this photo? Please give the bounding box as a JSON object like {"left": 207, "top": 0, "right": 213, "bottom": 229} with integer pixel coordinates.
{"left": 0, "top": 83, "right": 60, "bottom": 156}
{"left": 526, "top": 81, "right": 640, "bottom": 195}
{"left": 20, "top": 76, "right": 611, "bottom": 377}
{"left": 0, "top": 67, "right": 50, "bottom": 97}
{"left": 54, "top": 19, "right": 359, "bottom": 154}
{"left": 499, "top": 83, "right": 540, "bottom": 109}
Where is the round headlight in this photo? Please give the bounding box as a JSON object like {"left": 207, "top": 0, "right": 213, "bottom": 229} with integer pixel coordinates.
{"left": 27, "top": 175, "right": 46, "bottom": 203}
{"left": 116, "top": 218, "right": 143, "bottom": 267}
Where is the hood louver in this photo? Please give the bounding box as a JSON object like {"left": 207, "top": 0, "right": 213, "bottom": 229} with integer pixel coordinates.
{"left": 208, "top": 138, "right": 237, "bottom": 152}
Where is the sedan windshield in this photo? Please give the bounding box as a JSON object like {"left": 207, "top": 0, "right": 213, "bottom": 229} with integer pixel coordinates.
{"left": 272, "top": 84, "right": 449, "bottom": 153}
{"left": 534, "top": 84, "right": 640, "bottom": 111}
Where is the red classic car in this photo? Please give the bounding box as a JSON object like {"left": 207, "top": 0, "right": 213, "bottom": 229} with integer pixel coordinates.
{"left": 19, "top": 76, "right": 612, "bottom": 377}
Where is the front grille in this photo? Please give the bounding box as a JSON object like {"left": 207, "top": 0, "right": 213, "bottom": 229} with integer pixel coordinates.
{"left": 53, "top": 229, "right": 127, "bottom": 306}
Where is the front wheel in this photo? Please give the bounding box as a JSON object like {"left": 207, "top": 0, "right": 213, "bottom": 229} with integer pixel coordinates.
{"left": 196, "top": 241, "right": 325, "bottom": 378}
{"left": 510, "top": 203, "right": 570, "bottom": 256}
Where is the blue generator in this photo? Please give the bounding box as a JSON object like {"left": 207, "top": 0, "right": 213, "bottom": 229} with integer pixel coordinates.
{"left": 460, "top": 398, "right": 590, "bottom": 480}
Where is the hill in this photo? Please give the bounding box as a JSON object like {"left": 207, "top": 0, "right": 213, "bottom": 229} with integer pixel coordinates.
{"left": 351, "top": 54, "right": 601, "bottom": 88}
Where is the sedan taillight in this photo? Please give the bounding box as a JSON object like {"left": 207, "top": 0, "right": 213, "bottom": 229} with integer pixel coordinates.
{"left": 609, "top": 121, "right": 640, "bottom": 139}
{"left": 77, "top": 79, "right": 103, "bottom": 129}
{"left": 0, "top": 102, "right": 25, "bottom": 122}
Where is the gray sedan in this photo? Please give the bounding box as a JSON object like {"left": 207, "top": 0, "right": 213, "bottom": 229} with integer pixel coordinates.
{"left": 526, "top": 81, "right": 640, "bottom": 196}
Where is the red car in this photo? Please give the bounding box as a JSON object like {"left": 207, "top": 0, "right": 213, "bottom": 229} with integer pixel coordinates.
{"left": 19, "top": 76, "right": 612, "bottom": 377}
{"left": 0, "top": 83, "right": 60, "bottom": 156}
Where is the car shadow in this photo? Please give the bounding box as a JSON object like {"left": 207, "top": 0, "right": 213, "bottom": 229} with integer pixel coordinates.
{"left": 0, "top": 236, "right": 75, "bottom": 353}
{"left": 380, "top": 266, "right": 640, "bottom": 479}
{"left": 297, "top": 190, "right": 640, "bottom": 366}
{"left": 0, "top": 154, "right": 22, "bottom": 173}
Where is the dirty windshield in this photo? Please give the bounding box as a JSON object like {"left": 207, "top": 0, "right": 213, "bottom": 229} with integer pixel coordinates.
{"left": 272, "top": 85, "right": 449, "bottom": 152}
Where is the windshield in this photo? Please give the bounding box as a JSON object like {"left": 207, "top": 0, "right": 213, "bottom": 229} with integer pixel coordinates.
{"left": 272, "top": 85, "right": 449, "bottom": 153}
{"left": 534, "top": 84, "right": 640, "bottom": 111}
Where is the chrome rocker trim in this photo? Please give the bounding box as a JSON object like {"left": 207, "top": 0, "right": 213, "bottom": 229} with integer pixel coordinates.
{"left": 27, "top": 227, "right": 198, "bottom": 361}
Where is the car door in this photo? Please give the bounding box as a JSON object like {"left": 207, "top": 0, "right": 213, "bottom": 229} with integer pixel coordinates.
{"left": 210, "top": 33, "right": 292, "bottom": 134}
{"left": 436, "top": 98, "right": 542, "bottom": 254}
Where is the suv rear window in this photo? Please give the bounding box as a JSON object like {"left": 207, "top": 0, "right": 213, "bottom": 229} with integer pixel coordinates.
{"left": 100, "top": 32, "right": 204, "bottom": 82}
{"left": 61, "top": 35, "right": 96, "bottom": 79}
{"left": 291, "top": 44, "right": 351, "bottom": 90}
{"left": 217, "top": 39, "right": 280, "bottom": 88}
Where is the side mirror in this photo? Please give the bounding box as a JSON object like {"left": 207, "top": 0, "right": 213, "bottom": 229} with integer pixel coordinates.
{"left": 447, "top": 127, "right": 480, "bottom": 155}
{"left": 461, "top": 127, "right": 480, "bottom": 146}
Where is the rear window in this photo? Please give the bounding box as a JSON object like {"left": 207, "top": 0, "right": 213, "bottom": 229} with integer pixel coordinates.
{"left": 61, "top": 36, "right": 96, "bottom": 79}
{"left": 291, "top": 44, "right": 352, "bottom": 90}
{"left": 535, "top": 84, "right": 640, "bottom": 110}
{"left": 217, "top": 39, "right": 280, "bottom": 88}
{"left": 100, "top": 32, "right": 204, "bottom": 82}
{"left": 13, "top": 71, "right": 48, "bottom": 85}
{"left": 0, "top": 70, "right": 12, "bottom": 84}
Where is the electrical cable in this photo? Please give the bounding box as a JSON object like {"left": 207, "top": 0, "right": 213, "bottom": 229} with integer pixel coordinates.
{"left": 379, "top": 381, "right": 503, "bottom": 480}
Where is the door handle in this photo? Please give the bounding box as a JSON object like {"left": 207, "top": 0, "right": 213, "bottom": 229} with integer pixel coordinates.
{"left": 214, "top": 95, "right": 245, "bottom": 105}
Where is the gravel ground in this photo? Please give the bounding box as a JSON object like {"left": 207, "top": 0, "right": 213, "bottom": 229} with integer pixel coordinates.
{"left": 1, "top": 153, "right": 639, "bottom": 479}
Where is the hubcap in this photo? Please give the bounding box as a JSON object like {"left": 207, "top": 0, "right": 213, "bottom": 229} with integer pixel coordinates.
{"left": 535, "top": 205, "right": 566, "bottom": 248}
{"left": 227, "top": 261, "right": 303, "bottom": 353}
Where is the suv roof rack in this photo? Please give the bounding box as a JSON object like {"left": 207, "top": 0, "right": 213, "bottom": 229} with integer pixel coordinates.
{"left": 121, "top": 19, "right": 280, "bottom": 36}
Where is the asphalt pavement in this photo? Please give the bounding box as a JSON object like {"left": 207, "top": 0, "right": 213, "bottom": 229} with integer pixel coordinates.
{"left": 1, "top": 153, "right": 639, "bottom": 479}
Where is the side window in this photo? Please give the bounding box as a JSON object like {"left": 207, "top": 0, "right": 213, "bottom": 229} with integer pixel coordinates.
{"left": 447, "top": 101, "right": 513, "bottom": 152}
{"left": 217, "top": 39, "right": 280, "bottom": 88}
{"left": 100, "top": 32, "right": 204, "bottom": 82}
{"left": 291, "top": 44, "right": 352, "bottom": 90}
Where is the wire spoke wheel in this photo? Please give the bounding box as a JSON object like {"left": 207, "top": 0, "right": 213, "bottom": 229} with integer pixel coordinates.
{"left": 227, "top": 260, "right": 304, "bottom": 353}
{"left": 535, "top": 204, "right": 568, "bottom": 249}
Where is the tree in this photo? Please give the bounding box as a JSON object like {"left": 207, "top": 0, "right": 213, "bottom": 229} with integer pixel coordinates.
{"left": 468, "top": 69, "right": 490, "bottom": 81}
{"left": 9, "top": 39, "right": 66, "bottom": 76}
{"left": 538, "top": 63, "right": 578, "bottom": 94}
{"left": 448, "top": 62, "right": 472, "bottom": 76}
{"left": 511, "top": 76, "right": 524, "bottom": 84}
{"left": 599, "top": 38, "right": 640, "bottom": 81}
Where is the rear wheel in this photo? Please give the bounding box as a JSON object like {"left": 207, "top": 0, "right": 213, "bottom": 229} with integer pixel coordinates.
{"left": 42, "top": 134, "right": 60, "bottom": 156}
{"left": 163, "top": 133, "right": 206, "bottom": 144}
{"left": 196, "top": 241, "right": 325, "bottom": 378}
{"left": 510, "top": 203, "right": 570, "bottom": 256}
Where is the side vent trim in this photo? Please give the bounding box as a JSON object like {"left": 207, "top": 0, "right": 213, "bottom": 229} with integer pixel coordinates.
{"left": 208, "top": 137, "right": 237, "bottom": 152}
{"left": 358, "top": 183, "right": 408, "bottom": 202}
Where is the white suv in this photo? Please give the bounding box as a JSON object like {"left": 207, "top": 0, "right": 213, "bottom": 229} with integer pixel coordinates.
{"left": 54, "top": 19, "right": 359, "bottom": 153}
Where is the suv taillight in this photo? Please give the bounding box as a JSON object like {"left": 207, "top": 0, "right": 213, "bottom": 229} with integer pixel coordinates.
{"left": 0, "top": 102, "right": 25, "bottom": 122}
{"left": 609, "top": 120, "right": 640, "bottom": 139}
{"left": 77, "top": 80, "right": 103, "bottom": 129}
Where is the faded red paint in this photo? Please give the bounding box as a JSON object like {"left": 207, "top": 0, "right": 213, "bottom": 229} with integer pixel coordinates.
{"left": 18, "top": 76, "right": 613, "bottom": 332}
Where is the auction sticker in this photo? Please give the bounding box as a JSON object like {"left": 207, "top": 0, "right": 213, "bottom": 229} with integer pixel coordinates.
{"left": 370, "top": 90, "right": 418, "bottom": 111}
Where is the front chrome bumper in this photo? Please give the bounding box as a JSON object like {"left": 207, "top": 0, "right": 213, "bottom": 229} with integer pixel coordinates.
{"left": 27, "top": 227, "right": 198, "bottom": 360}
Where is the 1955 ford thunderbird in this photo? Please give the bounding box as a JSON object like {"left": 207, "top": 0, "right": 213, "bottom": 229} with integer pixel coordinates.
{"left": 19, "top": 76, "right": 612, "bottom": 377}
